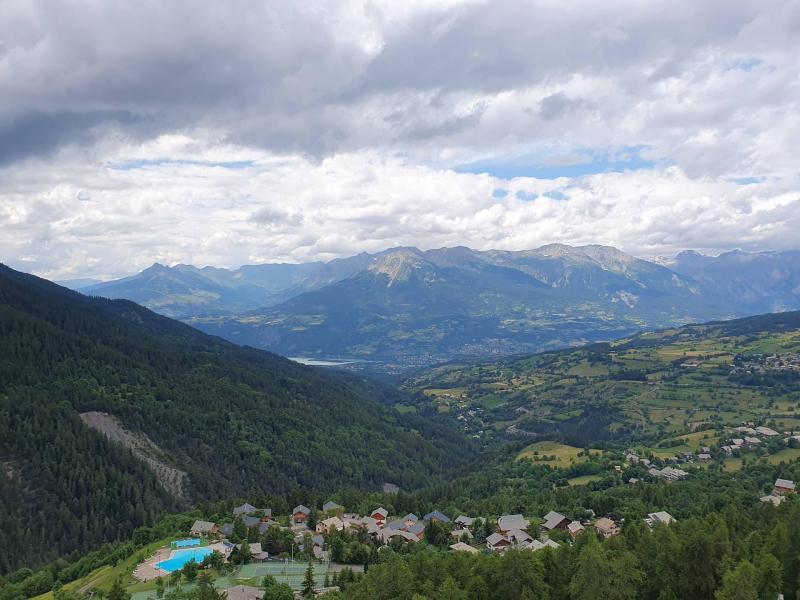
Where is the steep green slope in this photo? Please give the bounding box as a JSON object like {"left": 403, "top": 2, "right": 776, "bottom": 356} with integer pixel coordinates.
{"left": 0, "top": 264, "right": 476, "bottom": 573}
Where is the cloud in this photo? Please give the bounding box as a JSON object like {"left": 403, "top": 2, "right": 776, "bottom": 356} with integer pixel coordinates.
{"left": 1, "top": 1, "right": 799, "bottom": 277}
{"left": 1, "top": 141, "right": 799, "bottom": 279}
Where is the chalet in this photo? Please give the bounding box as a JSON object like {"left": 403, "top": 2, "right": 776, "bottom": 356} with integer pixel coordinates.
{"left": 454, "top": 515, "right": 475, "bottom": 530}
{"left": 382, "top": 529, "right": 419, "bottom": 544}
{"left": 241, "top": 515, "right": 261, "bottom": 529}
{"left": 774, "top": 478, "right": 796, "bottom": 495}
{"left": 507, "top": 529, "right": 534, "bottom": 545}
{"left": 423, "top": 510, "right": 450, "bottom": 524}
{"left": 257, "top": 521, "right": 279, "bottom": 535}
{"left": 649, "top": 466, "right": 688, "bottom": 481}
{"left": 402, "top": 513, "right": 419, "bottom": 527}
{"left": 697, "top": 453, "right": 712, "bottom": 462}
{"left": 541, "top": 511, "right": 570, "bottom": 532}
{"left": 756, "top": 426, "right": 780, "bottom": 437}
{"left": 567, "top": 521, "right": 585, "bottom": 540}
{"left": 220, "top": 522, "right": 234, "bottom": 537}
{"left": 497, "top": 514, "right": 529, "bottom": 534}
{"left": 628, "top": 478, "right": 640, "bottom": 485}
{"left": 222, "top": 586, "right": 264, "bottom": 600}
{"left": 233, "top": 503, "right": 259, "bottom": 517}
{"left": 407, "top": 522, "right": 425, "bottom": 540}
{"left": 486, "top": 533, "right": 512, "bottom": 552}
{"left": 190, "top": 520, "right": 219, "bottom": 537}
{"left": 292, "top": 505, "right": 311, "bottom": 524}
{"left": 370, "top": 508, "right": 388, "bottom": 524}
{"left": 236, "top": 542, "right": 268, "bottom": 562}
{"left": 645, "top": 512, "right": 675, "bottom": 527}
{"left": 385, "top": 519, "right": 408, "bottom": 531}
{"left": 316, "top": 516, "right": 345, "bottom": 534}
{"left": 451, "top": 528, "right": 473, "bottom": 541}
{"left": 322, "top": 500, "right": 343, "bottom": 513}
{"left": 744, "top": 436, "right": 760, "bottom": 446}
{"left": 450, "top": 542, "right": 480, "bottom": 554}
{"left": 345, "top": 515, "right": 380, "bottom": 535}
{"left": 595, "top": 517, "right": 620, "bottom": 539}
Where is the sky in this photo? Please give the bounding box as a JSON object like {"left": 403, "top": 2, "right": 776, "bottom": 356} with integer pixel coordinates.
{"left": 1, "top": 0, "right": 799, "bottom": 280}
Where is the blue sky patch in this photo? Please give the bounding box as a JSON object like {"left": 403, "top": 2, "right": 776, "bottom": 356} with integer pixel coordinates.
{"left": 544, "top": 190, "right": 567, "bottom": 201}
{"left": 106, "top": 158, "right": 255, "bottom": 171}
{"left": 455, "top": 146, "right": 657, "bottom": 180}
{"left": 515, "top": 190, "right": 537, "bottom": 201}
{"left": 733, "top": 176, "right": 766, "bottom": 185}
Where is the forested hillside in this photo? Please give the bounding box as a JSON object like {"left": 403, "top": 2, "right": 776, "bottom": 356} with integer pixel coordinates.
{"left": 0, "top": 264, "right": 476, "bottom": 573}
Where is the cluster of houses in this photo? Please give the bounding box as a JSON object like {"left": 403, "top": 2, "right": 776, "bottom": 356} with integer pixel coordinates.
{"left": 184, "top": 499, "right": 684, "bottom": 564}
{"left": 718, "top": 424, "right": 784, "bottom": 455}
{"left": 624, "top": 449, "right": 690, "bottom": 482}
{"left": 624, "top": 418, "right": 800, "bottom": 475}
{"left": 731, "top": 353, "right": 800, "bottom": 375}
{"left": 760, "top": 478, "right": 797, "bottom": 506}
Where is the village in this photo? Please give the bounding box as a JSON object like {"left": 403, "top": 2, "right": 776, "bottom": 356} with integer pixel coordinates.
{"left": 731, "top": 353, "right": 800, "bottom": 375}
{"left": 129, "top": 466, "right": 798, "bottom": 600}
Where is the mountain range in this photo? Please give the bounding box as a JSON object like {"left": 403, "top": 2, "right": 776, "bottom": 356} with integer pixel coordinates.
{"left": 73, "top": 245, "right": 800, "bottom": 371}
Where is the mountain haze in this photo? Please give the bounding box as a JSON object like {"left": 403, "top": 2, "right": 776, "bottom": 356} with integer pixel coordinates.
{"left": 78, "top": 245, "right": 800, "bottom": 371}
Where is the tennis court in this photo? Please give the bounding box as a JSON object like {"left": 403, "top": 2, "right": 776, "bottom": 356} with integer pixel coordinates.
{"left": 237, "top": 562, "right": 329, "bottom": 589}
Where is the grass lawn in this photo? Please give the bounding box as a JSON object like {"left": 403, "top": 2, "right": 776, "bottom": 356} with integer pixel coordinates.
{"left": 481, "top": 394, "right": 508, "bottom": 409}
{"left": 517, "top": 441, "right": 597, "bottom": 465}
{"left": 723, "top": 457, "right": 744, "bottom": 472}
{"left": 567, "top": 474, "right": 603, "bottom": 487}
{"left": 567, "top": 362, "right": 609, "bottom": 377}
{"left": 31, "top": 537, "right": 174, "bottom": 600}
{"left": 767, "top": 448, "right": 800, "bottom": 464}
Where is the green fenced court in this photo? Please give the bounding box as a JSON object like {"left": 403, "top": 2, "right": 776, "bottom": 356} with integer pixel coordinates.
{"left": 129, "top": 562, "right": 329, "bottom": 600}
{"left": 237, "top": 562, "right": 329, "bottom": 589}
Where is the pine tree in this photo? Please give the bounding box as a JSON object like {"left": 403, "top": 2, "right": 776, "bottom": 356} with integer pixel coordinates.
{"left": 301, "top": 563, "right": 315, "bottom": 598}
{"left": 108, "top": 578, "right": 130, "bottom": 600}
{"left": 715, "top": 561, "right": 758, "bottom": 600}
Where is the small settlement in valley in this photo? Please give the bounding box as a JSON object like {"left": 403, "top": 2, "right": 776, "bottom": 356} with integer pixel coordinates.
{"left": 128, "top": 478, "right": 798, "bottom": 598}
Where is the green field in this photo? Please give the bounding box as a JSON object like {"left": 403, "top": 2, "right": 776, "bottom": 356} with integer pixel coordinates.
{"left": 407, "top": 314, "right": 800, "bottom": 465}
{"left": 517, "top": 441, "right": 598, "bottom": 465}
{"left": 567, "top": 474, "right": 603, "bottom": 486}
{"left": 31, "top": 537, "right": 174, "bottom": 600}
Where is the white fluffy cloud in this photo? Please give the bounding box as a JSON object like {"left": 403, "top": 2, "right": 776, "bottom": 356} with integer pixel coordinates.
{"left": 0, "top": 0, "right": 799, "bottom": 278}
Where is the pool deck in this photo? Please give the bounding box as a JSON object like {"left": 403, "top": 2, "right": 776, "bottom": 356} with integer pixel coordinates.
{"left": 133, "top": 547, "right": 171, "bottom": 582}
{"left": 133, "top": 542, "right": 228, "bottom": 583}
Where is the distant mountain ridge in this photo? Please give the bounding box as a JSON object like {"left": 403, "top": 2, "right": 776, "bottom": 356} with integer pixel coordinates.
{"left": 78, "top": 245, "right": 800, "bottom": 371}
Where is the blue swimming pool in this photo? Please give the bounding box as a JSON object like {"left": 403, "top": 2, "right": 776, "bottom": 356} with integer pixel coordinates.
{"left": 157, "top": 548, "right": 212, "bottom": 572}
{"left": 174, "top": 539, "right": 201, "bottom": 548}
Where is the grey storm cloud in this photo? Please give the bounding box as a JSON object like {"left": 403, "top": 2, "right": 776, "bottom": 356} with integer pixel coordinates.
{"left": 1, "top": 0, "right": 797, "bottom": 166}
